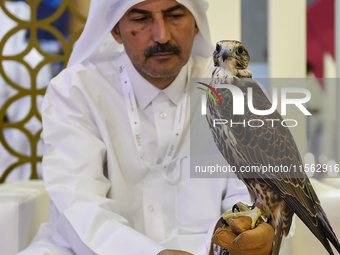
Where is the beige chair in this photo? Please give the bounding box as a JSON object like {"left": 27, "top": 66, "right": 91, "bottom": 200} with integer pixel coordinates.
{"left": 0, "top": 181, "right": 50, "bottom": 255}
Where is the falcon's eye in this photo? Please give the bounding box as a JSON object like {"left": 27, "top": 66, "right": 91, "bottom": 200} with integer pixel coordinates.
{"left": 237, "top": 47, "right": 244, "bottom": 54}
{"left": 216, "top": 43, "right": 221, "bottom": 53}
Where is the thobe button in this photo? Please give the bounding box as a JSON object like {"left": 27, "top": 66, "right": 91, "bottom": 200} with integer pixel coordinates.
{"left": 159, "top": 112, "right": 167, "bottom": 119}
{"left": 148, "top": 205, "right": 154, "bottom": 212}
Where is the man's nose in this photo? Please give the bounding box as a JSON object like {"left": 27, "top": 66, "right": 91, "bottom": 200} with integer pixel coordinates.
{"left": 151, "top": 18, "right": 171, "bottom": 44}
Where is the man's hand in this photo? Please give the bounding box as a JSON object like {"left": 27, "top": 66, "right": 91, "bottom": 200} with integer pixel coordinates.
{"left": 157, "top": 250, "right": 193, "bottom": 255}
{"left": 209, "top": 216, "right": 274, "bottom": 255}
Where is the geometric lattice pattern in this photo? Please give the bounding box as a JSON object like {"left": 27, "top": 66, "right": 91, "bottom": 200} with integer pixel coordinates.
{"left": 0, "top": 0, "right": 87, "bottom": 183}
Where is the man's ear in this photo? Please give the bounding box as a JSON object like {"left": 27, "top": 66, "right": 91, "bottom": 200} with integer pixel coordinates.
{"left": 111, "top": 24, "right": 123, "bottom": 44}
{"left": 194, "top": 22, "right": 199, "bottom": 37}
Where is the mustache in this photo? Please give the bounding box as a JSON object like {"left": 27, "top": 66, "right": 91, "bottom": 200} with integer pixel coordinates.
{"left": 144, "top": 43, "right": 182, "bottom": 59}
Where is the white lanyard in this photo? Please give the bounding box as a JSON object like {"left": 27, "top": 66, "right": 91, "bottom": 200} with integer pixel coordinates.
{"left": 118, "top": 54, "right": 189, "bottom": 164}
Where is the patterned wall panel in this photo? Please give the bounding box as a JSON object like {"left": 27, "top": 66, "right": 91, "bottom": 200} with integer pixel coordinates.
{"left": 0, "top": 0, "right": 87, "bottom": 183}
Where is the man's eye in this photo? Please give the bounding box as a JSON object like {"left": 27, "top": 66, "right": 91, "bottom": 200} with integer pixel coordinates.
{"left": 133, "top": 17, "right": 149, "bottom": 22}
{"left": 166, "top": 14, "right": 183, "bottom": 19}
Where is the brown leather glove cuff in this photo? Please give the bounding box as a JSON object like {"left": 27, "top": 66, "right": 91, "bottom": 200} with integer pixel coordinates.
{"left": 209, "top": 216, "right": 274, "bottom": 255}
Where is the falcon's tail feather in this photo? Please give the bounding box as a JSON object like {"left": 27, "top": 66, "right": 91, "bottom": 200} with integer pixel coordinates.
{"left": 317, "top": 205, "right": 340, "bottom": 254}
{"left": 288, "top": 202, "right": 334, "bottom": 254}
{"left": 283, "top": 194, "right": 336, "bottom": 254}
{"left": 271, "top": 220, "right": 283, "bottom": 255}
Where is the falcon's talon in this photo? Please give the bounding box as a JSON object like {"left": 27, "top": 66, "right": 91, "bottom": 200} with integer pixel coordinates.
{"left": 232, "top": 204, "right": 239, "bottom": 213}
{"left": 221, "top": 202, "right": 265, "bottom": 229}
{"left": 220, "top": 217, "right": 227, "bottom": 226}
{"left": 264, "top": 216, "right": 272, "bottom": 224}
{"left": 236, "top": 202, "right": 251, "bottom": 211}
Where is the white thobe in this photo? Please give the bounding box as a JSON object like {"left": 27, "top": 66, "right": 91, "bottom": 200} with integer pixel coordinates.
{"left": 18, "top": 51, "right": 250, "bottom": 255}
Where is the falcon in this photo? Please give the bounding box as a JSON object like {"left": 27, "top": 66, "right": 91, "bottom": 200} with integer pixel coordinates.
{"left": 204, "top": 40, "right": 340, "bottom": 255}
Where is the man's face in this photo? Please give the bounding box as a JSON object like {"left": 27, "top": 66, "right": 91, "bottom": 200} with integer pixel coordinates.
{"left": 111, "top": 0, "right": 199, "bottom": 85}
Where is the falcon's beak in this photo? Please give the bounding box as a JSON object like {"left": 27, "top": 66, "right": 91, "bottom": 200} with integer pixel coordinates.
{"left": 222, "top": 49, "right": 229, "bottom": 62}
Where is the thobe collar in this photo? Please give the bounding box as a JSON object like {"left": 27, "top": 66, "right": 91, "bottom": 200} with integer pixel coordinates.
{"left": 121, "top": 51, "right": 188, "bottom": 110}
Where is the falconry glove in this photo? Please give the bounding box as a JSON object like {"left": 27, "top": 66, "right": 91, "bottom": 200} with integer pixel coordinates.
{"left": 209, "top": 216, "right": 274, "bottom": 255}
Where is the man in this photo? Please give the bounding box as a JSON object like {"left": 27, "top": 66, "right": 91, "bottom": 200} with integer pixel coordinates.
{"left": 18, "top": 0, "right": 275, "bottom": 254}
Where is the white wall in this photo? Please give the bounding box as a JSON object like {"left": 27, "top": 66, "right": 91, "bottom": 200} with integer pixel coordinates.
{"left": 267, "top": 0, "right": 307, "bottom": 156}
{"left": 207, "top": 0, "right": 241, "bottom": 44}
